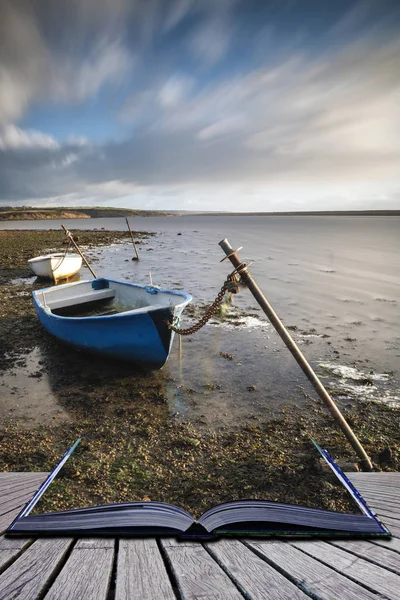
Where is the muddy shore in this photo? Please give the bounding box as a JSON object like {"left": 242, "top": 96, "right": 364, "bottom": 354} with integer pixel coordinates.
{"left": 0, "top": 229, "right": 399, "bottom": 517}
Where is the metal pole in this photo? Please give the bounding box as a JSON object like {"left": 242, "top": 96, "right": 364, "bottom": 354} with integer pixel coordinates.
{"left": 219, "top": 238, "right": 373, "bottom": 471}
{"left": 61, "top": 224, "right": 97, "bottom": 279}
{"left": 125, "top": 218, "right": 140, "bottom": 261}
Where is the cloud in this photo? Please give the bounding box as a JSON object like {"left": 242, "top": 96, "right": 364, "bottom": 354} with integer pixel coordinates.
{"left": 163, "top": 0, "right": 194, "bottom": 32}
{"left": 0, "top": 0, "right": 132, "bottom": 124}
{"left": 197, "top": 115, "right": 248, "bottom": 141}
{"left": 0, "top": 125, "right": 59, "bottom": 150}
{"left": 0, "top": 132, "right": 89, "bottom": 201}
{"left": 0, "top": 1, "right": 48, "bottom": 124}
{"left": 49, "top": 37, "right": 131, "bottom": 104}
{"left": 1, "top": 1, "right": 400, "bottom": 210}
{"left": 158, "top": 75, "right": 195, "bottom": 108}
{"left": 187, "top": 17, "right": 233, "bottom": 64}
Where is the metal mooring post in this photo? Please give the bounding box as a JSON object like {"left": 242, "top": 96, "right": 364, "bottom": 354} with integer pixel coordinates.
{"left": 219, "top": 238, "right": 374, "bottom": 471}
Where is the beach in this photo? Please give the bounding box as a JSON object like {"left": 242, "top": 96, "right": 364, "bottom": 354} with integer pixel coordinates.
{"left": 0, "top": 218, "right": 399, "bottom": 516}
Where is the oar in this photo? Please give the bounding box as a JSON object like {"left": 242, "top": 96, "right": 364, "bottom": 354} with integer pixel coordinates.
{"left": 61, "top": 224, "right": 97, "bottom": 278}
{"left": 219, "top": 238, "right": 373, "bottom": 471}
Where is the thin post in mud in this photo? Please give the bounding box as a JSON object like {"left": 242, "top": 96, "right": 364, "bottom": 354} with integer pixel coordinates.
{"left": 125, "top": 218, "right": 140, "bottom": 261}
{"left": 61, "top": 224, "right": 97, "bottom": 279}
{"left": 219, "top": 238, "right": 374, "bottom": 472}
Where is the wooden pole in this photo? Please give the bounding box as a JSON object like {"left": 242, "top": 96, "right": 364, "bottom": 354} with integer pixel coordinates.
{"left": 219, "top": 238, "right": 374, "bottom": 471}
{"left": 125, "top": 217, "right": 140, "bottom": 261}
{"left": 61, "top": 224, "right": 97, "bottom": 279}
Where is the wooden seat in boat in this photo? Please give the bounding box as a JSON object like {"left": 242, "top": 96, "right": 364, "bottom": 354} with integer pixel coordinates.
{"left": 45, "top": 288, "right": 115, "bottom": 311}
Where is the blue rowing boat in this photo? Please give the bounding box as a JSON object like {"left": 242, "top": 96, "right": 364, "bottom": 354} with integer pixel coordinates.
{"left": 33, "top": 278, "right": 192, "bottom": 368}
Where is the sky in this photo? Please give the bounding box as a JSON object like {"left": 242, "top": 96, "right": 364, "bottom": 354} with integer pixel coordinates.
{"left": 0, "top": 0, "right": 399, "bottom": 212}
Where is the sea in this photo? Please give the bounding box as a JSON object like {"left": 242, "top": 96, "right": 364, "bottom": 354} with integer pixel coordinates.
{"left": 1, "top": 215, "right": 399, "bottom": 425}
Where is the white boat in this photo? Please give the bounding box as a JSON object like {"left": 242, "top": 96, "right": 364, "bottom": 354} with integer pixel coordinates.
{"left": 28, "top": 253, "right": 82, "bottom": 282}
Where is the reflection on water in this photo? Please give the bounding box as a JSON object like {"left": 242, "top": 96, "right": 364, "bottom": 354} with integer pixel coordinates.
{"left": 1, "top": 215, "right": 399, "bottom": 427}
{"left": 0, "top": 347, "right": 71, "bottom": 425}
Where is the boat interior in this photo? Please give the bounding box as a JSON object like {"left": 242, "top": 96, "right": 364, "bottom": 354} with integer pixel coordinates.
{"left": 36, "top": 279, "right": 188, "bottom": 318}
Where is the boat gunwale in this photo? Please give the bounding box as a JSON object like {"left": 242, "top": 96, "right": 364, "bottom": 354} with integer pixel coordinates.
{"left": 32, "top": 278, "right": 192, "bottom": 322}
{"left": 28, "top": 253, "right": 82, "bottom": 264}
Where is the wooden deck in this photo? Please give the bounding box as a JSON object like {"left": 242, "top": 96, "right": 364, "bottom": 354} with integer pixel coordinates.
{"left": 0, "top": 472, "right": 399, "bottom": 599}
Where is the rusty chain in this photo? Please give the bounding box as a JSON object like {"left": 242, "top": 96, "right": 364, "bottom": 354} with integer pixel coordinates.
{"left": 169, "top": 273, "right": 240, "bottom": 336}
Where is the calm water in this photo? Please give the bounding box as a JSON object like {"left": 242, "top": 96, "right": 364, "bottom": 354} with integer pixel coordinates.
{"left": 2, "top": 215, "right": 399, "bottom": 425}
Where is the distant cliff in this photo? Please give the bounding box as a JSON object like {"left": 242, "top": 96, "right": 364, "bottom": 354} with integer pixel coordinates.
{"left": 0, "top": 207, "right": 174, "bottom": 220}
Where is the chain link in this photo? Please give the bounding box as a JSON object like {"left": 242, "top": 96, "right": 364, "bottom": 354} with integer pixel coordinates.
{"left": 169, "top": 275, "right": 239, "bottom": 336}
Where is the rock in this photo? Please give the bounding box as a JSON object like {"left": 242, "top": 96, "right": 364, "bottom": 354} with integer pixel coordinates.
{"left": 335, "top": 460, "right": 359, "bottom": 472}
{"left": 319, "top": 458, "right": 359, "bottom": 483}
{"left": 378, "top": 446, "right": 394, "bottom": 465}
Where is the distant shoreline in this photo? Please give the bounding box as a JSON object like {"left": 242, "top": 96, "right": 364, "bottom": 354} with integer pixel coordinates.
{"left": 186, "top": 210, "right": 400, "bottom": 217}
{"left": 0, "top": 207, "right": 173, "bottom": 221}
{"left": 0, "top": 206, "right": 398, "bottom": 220}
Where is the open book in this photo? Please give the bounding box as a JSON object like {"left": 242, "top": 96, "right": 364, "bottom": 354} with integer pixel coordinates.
{"left": 7, "top": 440, "right": 390, "bottom": 539}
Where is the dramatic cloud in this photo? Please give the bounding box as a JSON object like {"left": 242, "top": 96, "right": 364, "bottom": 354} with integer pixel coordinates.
{"left": 0, "top": 0, "right": 400, "bottom": 210}
{"left": 0, "top": 0, "right": 132, "bottom": 122}
{"left": 0, "top": 1, "right": 48, "bottom": 124}
{"left": 0, "top": 125, "right": 58, "bottom": 150}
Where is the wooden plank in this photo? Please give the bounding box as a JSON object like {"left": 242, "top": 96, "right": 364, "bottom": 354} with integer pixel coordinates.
{"left": 0, "top": 476, "right": 43, "bottom": 488}
{"left": 367, "top": 498, "right": 400, "bottom": 513}
{"left": 349, "top": 481, "right": 400, "bottom": 493}
{"left": 0, "top": 473, "right": 48, "bottom": 482}
{"left": 0, "top": 538, "right": 72, "bottom": 600}
{"left": 351, "top": 480, "right": 400, "bottom": 492}
{"left": 247, "top": 540, "right": 380, "bottom": 600}
{"left": 0, "top": 506, "right": 26, "bottom": 535}
{"left": 0, "top": 535, "right": 31, "bottom": 551}
{"left": 116, "top": 538, "right": 176, "bottom": 600}
{"left": 0, "top": 473, "right": 48, "bottom": 488}
{"left": 369, "top": 508, "right": 400, "bottom": 522}
{"left": 0, "top": 535, "right": 32, "bottom": 572}
{"left": 45, "top": 539, "right": 114, "bottom": 600}
{"left": 377, "top": 516, "right": 400, "bottom": 538}
{"left": 0, "top": 473, "right": 49, "bottom": 534}
{"left": 372, "top": 537, "right": 400, "bottom": 553}
{"left": 292, "top": 539, "right": 400, "bottom": 599}
{"left": 360, "top": 488, "right": 400, "bottom": 500}
{"left": 0, "top": 490, "right": 43, "bottom": 517}
{"left": 349, "top": 473, "right": 400, "bottom": 482}
{"left": 358, "top": 492, "right": 400, "bottom": 508}
{"left": 331, "top": 540, "right": 400, "bottom": 574}
{"left": 352, "top": 485, "right": 400, "bottom": 498}
{"left": 354, "top": 487, "right": 400, "bottom": 501}
{"left": 0, "top": 487, "right": 40, "bottom": 510}
{"left": 160, "top": 539, "right": 244, "bottom": 599}
{"left": 0, "top": 482, "right": 41, "bottom": 499}
{"left": 206, "top": 538, "right": 309, "bottom": 599}
{"left": 0, "top": 478, "right": 47, "bottom": 496}
{"left": 162, "top": 537, "right": 201, "bottom": 547}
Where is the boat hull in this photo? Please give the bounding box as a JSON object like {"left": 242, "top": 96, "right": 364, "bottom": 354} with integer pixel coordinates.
{"left": 28, "top": 254, "right": 82, "bottom": 282}
{"left": 32, "top": 279, "right": 191, "bottom": 368}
